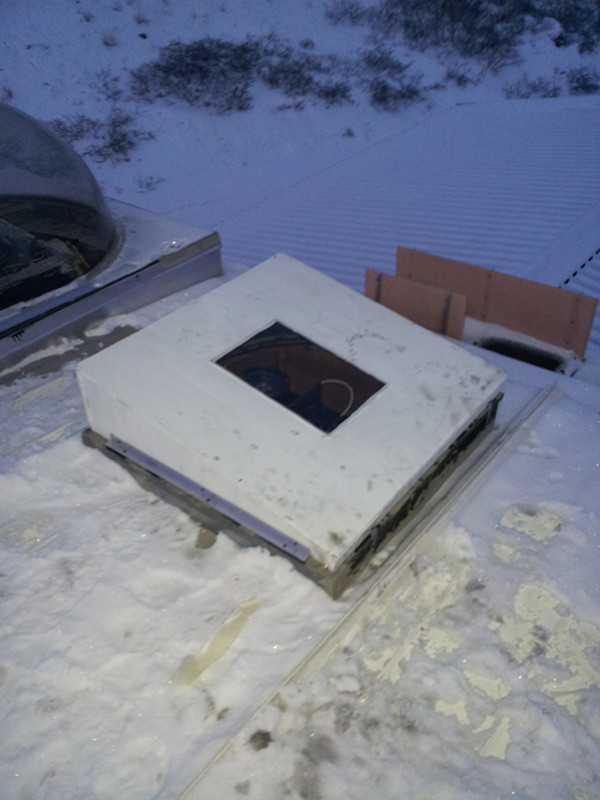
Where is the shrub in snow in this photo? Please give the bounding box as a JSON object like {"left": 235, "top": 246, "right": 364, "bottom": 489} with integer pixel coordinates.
{"left": 314, "top": 81, "right": 354, "bottom": 105}
{"left": 130, "top": 35, "right": 353, "bottom": 112}
{"left": 324, "top": 0, "right": 369, "bottom": 26}
{"left": 325, "top": 0, "right": 599, "bottom": 68}
{"left": 130, "top": 38, "right": 261, "bottom": 113}
{"left": 261, "top": 55, "right": 326, "bottom": 97}
{"left": 567, "top": 66, "right": 600, "bottom": 94}
{"left": 48, "top": 114, "right": 101, "bottom": 144}
{"left": 369, "top": 74, "right": 423, "bottom": 109}
{"left": 257, "top": 37, "right": 352, "bottom": 105}
{"left": 503, "top": 73, "right": 562, "bottom": 99}
{"left": 361, "top": 47, "right": 411, "bottom": 79}
{"left": 531, "top": 0, "right": 600, "bottom": 53}
{"left": 444, "top": 64, "right": 478, "bottom": 87}
{"left": 363, "top": 0, "right": 527, "bottom": 68}
{"left": 101, "top": 31, "right": 119, "bottom": 48}
{"left": 93, "top": 69, "right": 124, "bottom": 102}
{"left": 48, "top": 108, "right": 154, "bottom": 163}
{"left": 136, "top": 174, "right": 165, "bottom": 193}
{"left": 359, "top": 47, "right": 423, "bottom": 108}
{"left": 85, "top": 108, "right": 154, "bottom": 162}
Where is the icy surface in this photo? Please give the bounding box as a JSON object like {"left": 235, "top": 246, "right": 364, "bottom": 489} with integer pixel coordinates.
{"left": 0, "top": 2, "right": 599, "bottom": 799}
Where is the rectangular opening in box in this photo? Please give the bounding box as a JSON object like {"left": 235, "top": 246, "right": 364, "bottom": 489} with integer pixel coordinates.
{"left": 215, "top": 321, "right": 385, "bottom": 433}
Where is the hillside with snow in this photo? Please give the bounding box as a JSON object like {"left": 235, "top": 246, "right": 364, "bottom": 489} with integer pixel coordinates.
{"left": 3, "top": 0, "right": 599, "bottom": 226}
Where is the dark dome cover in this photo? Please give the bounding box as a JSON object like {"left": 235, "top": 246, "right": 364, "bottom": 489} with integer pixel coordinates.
{"left": 0, "top": 103, "right": 117, "bottom": 310}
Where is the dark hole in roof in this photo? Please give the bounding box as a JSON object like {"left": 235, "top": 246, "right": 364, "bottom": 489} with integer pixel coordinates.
{"left": 479, "top": 338, "right": 564, "bottom": 372}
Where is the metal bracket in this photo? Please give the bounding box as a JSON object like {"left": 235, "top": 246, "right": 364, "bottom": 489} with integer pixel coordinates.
{"left": 106, "top": 435, "right": 311, "bottom": 563}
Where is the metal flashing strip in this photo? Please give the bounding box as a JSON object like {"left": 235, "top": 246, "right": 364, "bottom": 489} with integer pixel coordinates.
{"left": 0, "top": 232, "right": 221, "bottom": 370}
{"left": 106, "top": 435, "right": 311, "bottom": 564}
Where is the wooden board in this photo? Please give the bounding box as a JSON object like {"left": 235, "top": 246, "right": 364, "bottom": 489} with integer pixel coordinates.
{"left": 365, "top": 269, "right": 466, "bottom": 340}
{"left": 395, "top": 246, "right": 598, "bottom": 358}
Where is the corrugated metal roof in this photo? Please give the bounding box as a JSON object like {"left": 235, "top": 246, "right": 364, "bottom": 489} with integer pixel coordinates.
{"left": 560, "top": 248, "right": 600, "bottom": 355}
{"left": 220, "top": 98, "right": 600, "bottom": 295}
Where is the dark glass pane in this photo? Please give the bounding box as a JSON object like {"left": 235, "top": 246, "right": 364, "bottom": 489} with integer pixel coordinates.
{"left": 0, "top": 103, "right": 116, "bottom": 309}
{"left": 216, "top": 321, "right": 385, "bottom": 433}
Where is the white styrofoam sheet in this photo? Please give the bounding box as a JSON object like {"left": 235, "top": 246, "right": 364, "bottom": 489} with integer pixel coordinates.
{"left": 77, "top": 254, "right": 506, "bottom": 570}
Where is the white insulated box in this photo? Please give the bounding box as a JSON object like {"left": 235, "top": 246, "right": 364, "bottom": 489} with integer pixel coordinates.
{"left": 77, "top": 254, "right": 505, "bottom": 586}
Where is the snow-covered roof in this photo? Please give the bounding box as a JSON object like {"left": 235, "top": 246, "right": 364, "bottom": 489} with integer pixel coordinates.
{"left": 220, "top": 98, "right": 600, "bottom": 292}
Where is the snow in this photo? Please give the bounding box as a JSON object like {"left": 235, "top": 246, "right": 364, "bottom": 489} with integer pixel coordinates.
{"left": 1, "top": 2, "right": 599, "bottom": 799}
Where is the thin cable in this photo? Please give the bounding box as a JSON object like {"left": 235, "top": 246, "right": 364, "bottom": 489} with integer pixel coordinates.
{"left": 320, "top": 378, "right": 354, "bottom": 416}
